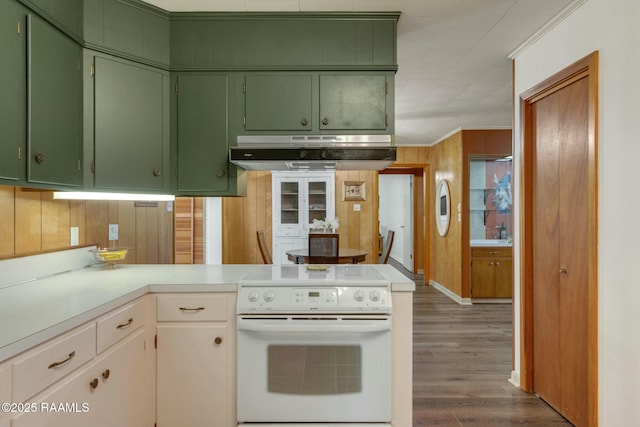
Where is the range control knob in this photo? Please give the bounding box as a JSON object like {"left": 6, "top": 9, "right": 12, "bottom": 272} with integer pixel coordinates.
{"left": 370, "top": 290, "right": 381, "bottom": 302}
{"left": 354, "top": 289, "right": 365, "bottom": 302}
{"left": 248, "top": 291, "right": 260, "bottom": 302}
{"left": 264, "top": 290, "right": 276, "bottom": 302}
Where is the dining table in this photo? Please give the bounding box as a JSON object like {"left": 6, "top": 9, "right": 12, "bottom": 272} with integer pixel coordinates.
{"left": 285, "top": 248, "right": 367, "bottom": 264}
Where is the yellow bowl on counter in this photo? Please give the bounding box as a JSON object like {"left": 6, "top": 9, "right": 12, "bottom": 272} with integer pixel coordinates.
{"left": 89, "top": 248, "right": 128, "bottom": 264}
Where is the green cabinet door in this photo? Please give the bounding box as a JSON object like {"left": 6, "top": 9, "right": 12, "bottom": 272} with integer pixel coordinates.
{"left": 319, "top": 74, "right": 387, "bottom": 131}
{"left": 244, "top": 74, "right": 312, "bottom": 131}
{"left": 176, "top": 74, "right": 229, "bottom": 193}
{"left": 0, "top": 0, "right": 25, "bottom": 182}
{"left": 93, "top": 56, "right": 169, "bottom": 192}
{"left": 28, "top": 13, "right": 83, "bottom": 187}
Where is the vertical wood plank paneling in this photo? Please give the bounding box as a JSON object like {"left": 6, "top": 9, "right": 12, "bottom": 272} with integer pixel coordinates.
{"left": 175, "top": 197, "right": 194, "bottom": 264}
{"left": 117, "top": 202, "right": 136, "bottom": 264}
{"left": 222, "top": 197, "right": 245, "bottom": 264}
{"left": 15, "top": 189, "right": 42, "bottom": 254}
{"left": 254, "top": 171, "right": 266, "bottom": 264}
{"left": 0, "top": 187, "right": 15, "bottom": 256}
{"left": 41, "top": 193, "right": 70, "bottom": 250}
{"left": 146, "top": 205, "right": 159, "bottom": 264}
{"left": 1, "top": 188, "right": 174, "bottom": 263}
{"left": 85, "top": 201, "right": 109, "bottom": 247}
{"left": 264, "top": 172, "right": 273, "bottom": 255}
{"left": 193, "top": 198, "right": 204, "bottom": 264}
{"left": 135, "top": 205, "right": 148, "bottom": 263}
{"left": 69, "top": 200, "right": 86, "bottom": 245}
{"left": 244, "top": 172, "right": 258, "bottom": 264}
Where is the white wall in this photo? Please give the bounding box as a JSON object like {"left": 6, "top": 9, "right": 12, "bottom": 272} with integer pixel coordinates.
{"left": 379, "top": 175, "right": 410, "bottom": 263}
{"left": 512, "top": 0, "right": 640, "bottom": 423}
{"left": 204, "top": 198, "right": 222, "bottom": 265}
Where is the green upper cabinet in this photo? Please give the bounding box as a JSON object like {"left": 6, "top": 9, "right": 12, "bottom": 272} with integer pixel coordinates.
{"left": 170, "top": 13, "right": 399, "bottom": 71}
{"left": 20, "top": 0, "right": 83, "bottom": 41}
{"left": 88, "top": 53, "right": 170, "bottom": 192}
{"left": 0, "top": 0, "right": 25, "bottom": 183}
{"left": 244, "top": 75, "right": 313, "bottom": 131}
{"left": 238, "top": 72, "right": 393, "bottom": 135}
{"left": 28, "top": 12, "right": 83, "bottom": 187}
{"left": 175, "top": 74, "right": 229, "bottom": 194}
{"left": 319, "top": 74, "right": 388, "bottom": 131}
{"left": 84, "top": 0, "right": 170, "bottom": 68}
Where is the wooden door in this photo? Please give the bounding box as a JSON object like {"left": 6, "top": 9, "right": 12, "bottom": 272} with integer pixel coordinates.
{"left": 531, "top": 75, "right": 589, "bottom": 426}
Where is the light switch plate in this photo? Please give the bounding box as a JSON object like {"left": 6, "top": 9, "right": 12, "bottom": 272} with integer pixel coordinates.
{"left": 108, "top": 224, "right": 119, "bottom": 241}
{"left": 353, "top": 204, "right": 361, "bottom": 212}
{"left": 70, "top": 227, "right": 79, "bottom": 246}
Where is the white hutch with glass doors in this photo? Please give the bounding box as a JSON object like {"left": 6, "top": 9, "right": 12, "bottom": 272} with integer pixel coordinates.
{"left": 271, "top": 171, "right": 335, "bottom": 264}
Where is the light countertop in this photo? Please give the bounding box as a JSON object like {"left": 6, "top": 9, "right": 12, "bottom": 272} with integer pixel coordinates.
{"left": 0, "top": 254, "right": 414, "bottom": 363}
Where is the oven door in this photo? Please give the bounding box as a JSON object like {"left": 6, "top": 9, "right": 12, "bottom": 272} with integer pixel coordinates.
{"left": 237, "top": 316, "right": 392, "bottom": 423}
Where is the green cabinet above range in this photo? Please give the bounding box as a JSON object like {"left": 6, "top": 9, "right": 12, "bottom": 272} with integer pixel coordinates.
{"left": 240, "top": 72, "right": 393, "bottom": 134}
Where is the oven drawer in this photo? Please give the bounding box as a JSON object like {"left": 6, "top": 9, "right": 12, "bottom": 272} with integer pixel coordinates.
{"left": 157, "top": 294, "right": 229, "bottom": 322}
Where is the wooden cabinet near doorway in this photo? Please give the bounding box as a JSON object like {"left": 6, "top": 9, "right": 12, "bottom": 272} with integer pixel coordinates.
{"left": 470, "top": 246, "right": 512, "bottom": 299}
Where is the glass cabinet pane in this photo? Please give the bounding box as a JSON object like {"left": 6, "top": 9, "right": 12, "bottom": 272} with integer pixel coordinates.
{"left": 307, "top": 181, "right": 327, "bottom": 223}
{"left": 469, "top": 157, "right": 513, "bottom": 240}
{"left": 280, "top": 181, "right": 299, "bottom": 224}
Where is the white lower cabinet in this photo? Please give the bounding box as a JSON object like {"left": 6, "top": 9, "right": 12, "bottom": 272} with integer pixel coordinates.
{"left": 11, "top": 330, "right": 145, "bottom": 427}
{"left": 156, "top": 293, "right": 236, "bottom": 427}
{"left": 7, "top": 297, "right": 150, "bottom": 427}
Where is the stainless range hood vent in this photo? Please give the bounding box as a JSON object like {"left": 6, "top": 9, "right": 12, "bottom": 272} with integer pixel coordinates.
{"left": 229, "top": 135, "right": 396, "bottom": 171}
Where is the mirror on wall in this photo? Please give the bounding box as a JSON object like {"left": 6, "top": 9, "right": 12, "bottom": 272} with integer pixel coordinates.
{"left": 469, "top": 156, "right": 513, "bottom": 242}
{"left": 436, "top": 179, "right": 451, "bottom": 237}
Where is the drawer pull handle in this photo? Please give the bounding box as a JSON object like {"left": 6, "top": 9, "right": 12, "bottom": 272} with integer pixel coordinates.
{"left": 102, "top": 369, "right": 110, "bottom": 380}
{"left": 48, "top": 351, "right": 76, "bottom": 369}
{"left": 90, "top": 378, "right": 99, "bottom": 389}
{"left": 489, "top": 251, "right": 498, "bottom": 255}
{"left": 179, "top": 306, "right": 205, "bottom": 312}
{"left": 116, "top": 318, "right": 134, "bottom": 329}
{"left": 214, "top": 337, "right": 222, "bottom": 345}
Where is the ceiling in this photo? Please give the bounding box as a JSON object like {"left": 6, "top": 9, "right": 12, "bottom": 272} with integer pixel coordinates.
{"left": 142, "top": 0, "right": 573, "bottom": 146}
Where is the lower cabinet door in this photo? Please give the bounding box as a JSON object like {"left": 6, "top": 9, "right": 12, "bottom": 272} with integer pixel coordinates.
{"left": 471, "top": 258, "right": 495, "bottom": 298}
{"left": 156, "top": 324, "right": 229, "bottom": 427}
{"left": 11, "top": 330, "right": 146, "bottom": 427}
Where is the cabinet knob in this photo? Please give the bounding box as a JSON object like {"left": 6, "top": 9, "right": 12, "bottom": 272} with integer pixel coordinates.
{"left": 559, "top": 267, "right": 568, "bottom": 274}
{"left": 216, "top": 170, "right": 226, "bottom": 178}
{"left": 494, "top": 261, "right": 500, "bottom": 266}
{"left": 214, "top": 337, "right": 222, "bottom": 345}
{"left": 153, "top": 169, "right": 161, "bottom": 177}
{"left": 90, "top": 378, "right": 99, "bottom": 389}
{"left": 35, "top": 153, "right": 45, "bottom": 164}
{"left": 301, "top": 118, "right": 308, "bottom": 126}
{"left": 102, "top": 369, "right": 110, "bottom": 380}
{"left": 322, "top": 117, "right": 329, "bottom": 126}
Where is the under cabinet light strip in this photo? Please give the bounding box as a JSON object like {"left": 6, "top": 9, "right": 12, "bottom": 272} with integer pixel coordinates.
{"left": 52, "top": 192, "right": 175, "bottom": 201}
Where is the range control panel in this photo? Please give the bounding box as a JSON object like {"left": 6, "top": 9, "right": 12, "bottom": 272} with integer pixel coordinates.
{"left": 237, "top": 285, "right": 391, "bottom": 314}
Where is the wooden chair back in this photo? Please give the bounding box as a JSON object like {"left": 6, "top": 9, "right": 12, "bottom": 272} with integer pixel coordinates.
{"left": 381, "top": 229, "right": 395, "bottom": 264}
{"left": 256, "top": 231, "right": 272, "bottom": 264}
{"left": 308, "top": 233, "right": 339, "bottom": 264}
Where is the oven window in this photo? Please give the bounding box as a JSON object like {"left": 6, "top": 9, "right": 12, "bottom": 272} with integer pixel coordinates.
{"left": 268, "top": 345, "right": 361, "bottom": 395}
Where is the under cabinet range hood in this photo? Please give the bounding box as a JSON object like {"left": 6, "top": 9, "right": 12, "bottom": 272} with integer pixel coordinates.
{"left": 229, "top": 135, "right": 396, "bottom": 171}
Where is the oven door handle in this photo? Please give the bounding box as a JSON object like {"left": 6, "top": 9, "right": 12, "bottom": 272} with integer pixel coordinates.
{"left": 237, "top": 318, "right": 391, "bottom": 333}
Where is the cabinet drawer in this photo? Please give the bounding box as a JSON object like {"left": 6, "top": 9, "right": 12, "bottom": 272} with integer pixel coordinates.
{"left": 157, "top": 294, "right": 229, "bottom": 322}
{"left": 471, "top": 247, "right": 512, "bottom": 258}
{"left": 13, "top": 324, "right": 96, "bottom": 402}
{"left": 275, "top": 228, "right": 300, "bottom": 237}
{"left": 96, "top": 299, "right": 145, "bottom": 354}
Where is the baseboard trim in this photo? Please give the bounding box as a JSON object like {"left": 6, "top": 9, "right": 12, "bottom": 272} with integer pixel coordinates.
{"left": 509, "top": 370, "right": 521, "bottom": 388}
{"left": 471, "top": 298, "right": 512, "bottom": 304}
{"left": 429, "top": 280, "right": 472, "bottom": 305}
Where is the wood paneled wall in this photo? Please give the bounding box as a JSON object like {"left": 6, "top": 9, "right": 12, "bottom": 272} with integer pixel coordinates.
{"left": 429, "top": 132, "right": 464, "bottom": 296}
{"left": 222, "top": 171, "right": 272, "bottom": 264}
{"left": 0, "top": 186, "right": 174, "bottom": 263}
{"left": 175, "top": 197, "right": 205, "bottom": 264}
{"left": 221, "top": 170, "right": 379, "bottom": 264}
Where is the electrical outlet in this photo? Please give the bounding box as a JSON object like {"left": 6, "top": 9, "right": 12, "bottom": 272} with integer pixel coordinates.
{"left": 70, "top": 227, "right": 79, "bottom": 246}
{"left": 108, "top": 224, "right": 119, "bottom": 241}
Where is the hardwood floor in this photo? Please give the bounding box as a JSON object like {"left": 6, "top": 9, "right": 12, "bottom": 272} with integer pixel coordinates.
{"left": 390, "top": 261, "right": 573, "bottom": 426}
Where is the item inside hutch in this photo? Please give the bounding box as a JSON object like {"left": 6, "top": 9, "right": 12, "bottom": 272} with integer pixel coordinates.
{"left": 469, "top": 156, "right": 513, "bottom": 242}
